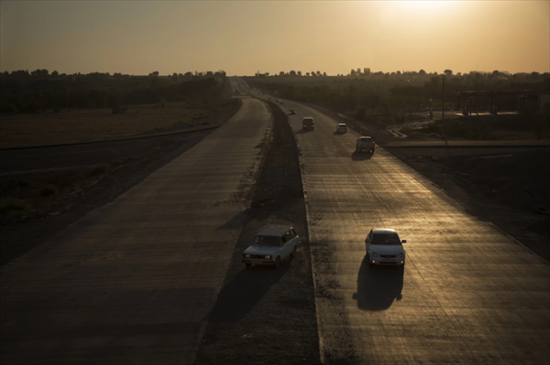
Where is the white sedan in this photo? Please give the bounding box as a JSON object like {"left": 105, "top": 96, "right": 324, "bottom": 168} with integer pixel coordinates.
{"left": 365, "top": 228, "right": 407, "bottom": 267}
{"left": 242, "top": 226, "right": 300, "bottom": 269}
{"left": 336, "top": 123, "right": 348, "bottom": 133}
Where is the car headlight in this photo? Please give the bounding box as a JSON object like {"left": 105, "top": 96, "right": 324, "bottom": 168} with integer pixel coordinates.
{"left": 397, "top": 252, "right": 404, "bottom": 258}
{"left": 264, "top": 255, "right": 272, "bottom": 260}
{"left": 372, "top": 252, "right": 379, "bottom": 257}
{"left": 244, "top": 254, "right": 251, "bottom": 258}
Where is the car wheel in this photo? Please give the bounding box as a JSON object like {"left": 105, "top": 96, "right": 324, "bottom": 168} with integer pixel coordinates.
{"left": 273, "top": 256, "right": 281, "bottom": 269}
{"left": 290, "top": 245, "right": 297, "bottom": 258}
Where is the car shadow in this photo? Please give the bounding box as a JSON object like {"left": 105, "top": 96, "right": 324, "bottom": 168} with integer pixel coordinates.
{"left": 352, "top": 255, "right": 404, "bottom": 311}
{"left": 351, "top": 151, "right": 374, "bottom": 161}
{"left": 207, "top": 260, "right": 291, "bottom": 322}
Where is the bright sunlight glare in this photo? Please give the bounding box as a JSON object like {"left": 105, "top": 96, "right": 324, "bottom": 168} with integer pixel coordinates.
{"left": 397, "top": 0, "right": 459, "bottom": 15}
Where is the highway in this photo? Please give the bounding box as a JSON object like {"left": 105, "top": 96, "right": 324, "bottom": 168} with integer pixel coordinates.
{"left": 1, "top": 78, "right": 548, "bottom": 364}
{"left": 0, "top": 96, "right": 270, "bottom": 364}
{"left": 278, "top": 98, "right": 549, "bottom": 364}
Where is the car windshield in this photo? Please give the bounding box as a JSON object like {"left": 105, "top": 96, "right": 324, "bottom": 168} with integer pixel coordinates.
{"left": 253, "top": 235, "right": 282, "bottom": 247}
{"left": 372, "top": 233, "right": 401, "bottom": 245}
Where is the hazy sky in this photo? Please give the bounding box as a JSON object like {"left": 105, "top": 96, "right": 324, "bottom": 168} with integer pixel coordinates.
{"left": 1, "top": 1, "right": 549, "bottom": 76}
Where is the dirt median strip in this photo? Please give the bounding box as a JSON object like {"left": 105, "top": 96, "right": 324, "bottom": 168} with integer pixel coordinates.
{"left": 193, "top": 100, "right": 320, "bottom": 365}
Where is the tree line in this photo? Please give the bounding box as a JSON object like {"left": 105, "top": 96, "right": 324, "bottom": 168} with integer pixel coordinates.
{"left": 0, "top": 70, "right": 230, "bottom": 113}
{"left": 248, "top": 70, "right": 549, "bottom": 123}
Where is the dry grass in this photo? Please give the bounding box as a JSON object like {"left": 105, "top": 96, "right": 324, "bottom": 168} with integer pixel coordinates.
{"left": 0, "top": 101, "right": 221, "bottom": 149}
{"left": 0, "top": 197, "right": 31, "bottom": 215}
{"left": 39, "top": 185, "right": 59, "bottom": 197}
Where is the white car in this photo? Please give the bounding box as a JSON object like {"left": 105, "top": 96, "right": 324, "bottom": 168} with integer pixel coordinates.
{"left": 302, "top": 117, "right": 315, "bottom": 130}
{"left": 365, "top": 228, "right": 406, "bottom": 267}
{"left": 242, "top": 226, "right": 300, "bottom": 269}
{"left": 356, "top": 136, "right": 375, "bottom": 153}
{"left": 336, "top": 123, "right": 347, "bottom": 133}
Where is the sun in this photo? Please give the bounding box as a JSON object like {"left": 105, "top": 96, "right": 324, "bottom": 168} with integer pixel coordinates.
{"left": 397, "top": 0, "right": 459, "bottom": 16}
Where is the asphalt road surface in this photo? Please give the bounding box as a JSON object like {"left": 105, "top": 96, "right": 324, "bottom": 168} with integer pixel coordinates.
{"left": 277, "top": 98, "right": 549, "bottom": 364}
{"left": 0, "top": 96, "right": 270, "bottom": 364}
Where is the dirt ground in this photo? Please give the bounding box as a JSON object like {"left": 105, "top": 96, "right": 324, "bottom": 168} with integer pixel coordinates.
{"left": 0, "top": 100, "right": 237, "bottom": 149}
{"left": 0, "top": 100, "right": 241, "bottom": 266}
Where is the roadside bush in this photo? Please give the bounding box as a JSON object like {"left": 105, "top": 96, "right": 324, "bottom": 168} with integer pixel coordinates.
{"left": 88, "top": 163, "right": 110, "bottom": 177}
{"left": 418, "top": 123, "right": 441, "bottom": 135}
{"left": 40, "top": 185, "right": 59, "bottom": 197}
{"left": 531, "top": 115, "right": 549, "bottom": 140}
{"left": 111, "top": 105, "right": 128, "bottom": 114}
{"left": 355, "top": 106, "right": 366, "bottom": 120}
{"left": 445, "top": 120, "right": 469, "bottom": 139}
{"left": 16, "top": 179, "right": 32, "bottom": 188}
{"left": 0, "top": 198, "right": 30, "bottom": 215}
{"left": 470, "top": 125, "right": 491, "bottom": 140}
{"left": 1, "top": 104, "right": 18, "bottom": 113}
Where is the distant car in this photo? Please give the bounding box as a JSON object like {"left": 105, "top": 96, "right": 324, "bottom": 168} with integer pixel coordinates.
{"left": 356, "top": 136, "right": 375, "bottom": 153}
{"left": 336, "top": 123, "right": 347, "bottom": 133}
{"left": 289, "top": 109, "right": 296, "bottom": 115}
{"left": 302, "top": 117, "right": 315, "bottom": 130}
{"left": 365, "top": 229, "right": 406, "bottom": 267}
{"left": 242, "top": 226, "right": 300, "bottom": 269}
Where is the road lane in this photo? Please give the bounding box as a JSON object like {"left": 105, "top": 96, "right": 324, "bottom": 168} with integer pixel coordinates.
{"left": 0, "top": 96, "right": 271, "bottom": 364}
{"left": 280, "top": 99, "right": 549, "bottom": 364}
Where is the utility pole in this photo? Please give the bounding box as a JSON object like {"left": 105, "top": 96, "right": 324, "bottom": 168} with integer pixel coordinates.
{"left": 442, "top": 75, "right": 446, "bottom": 138}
